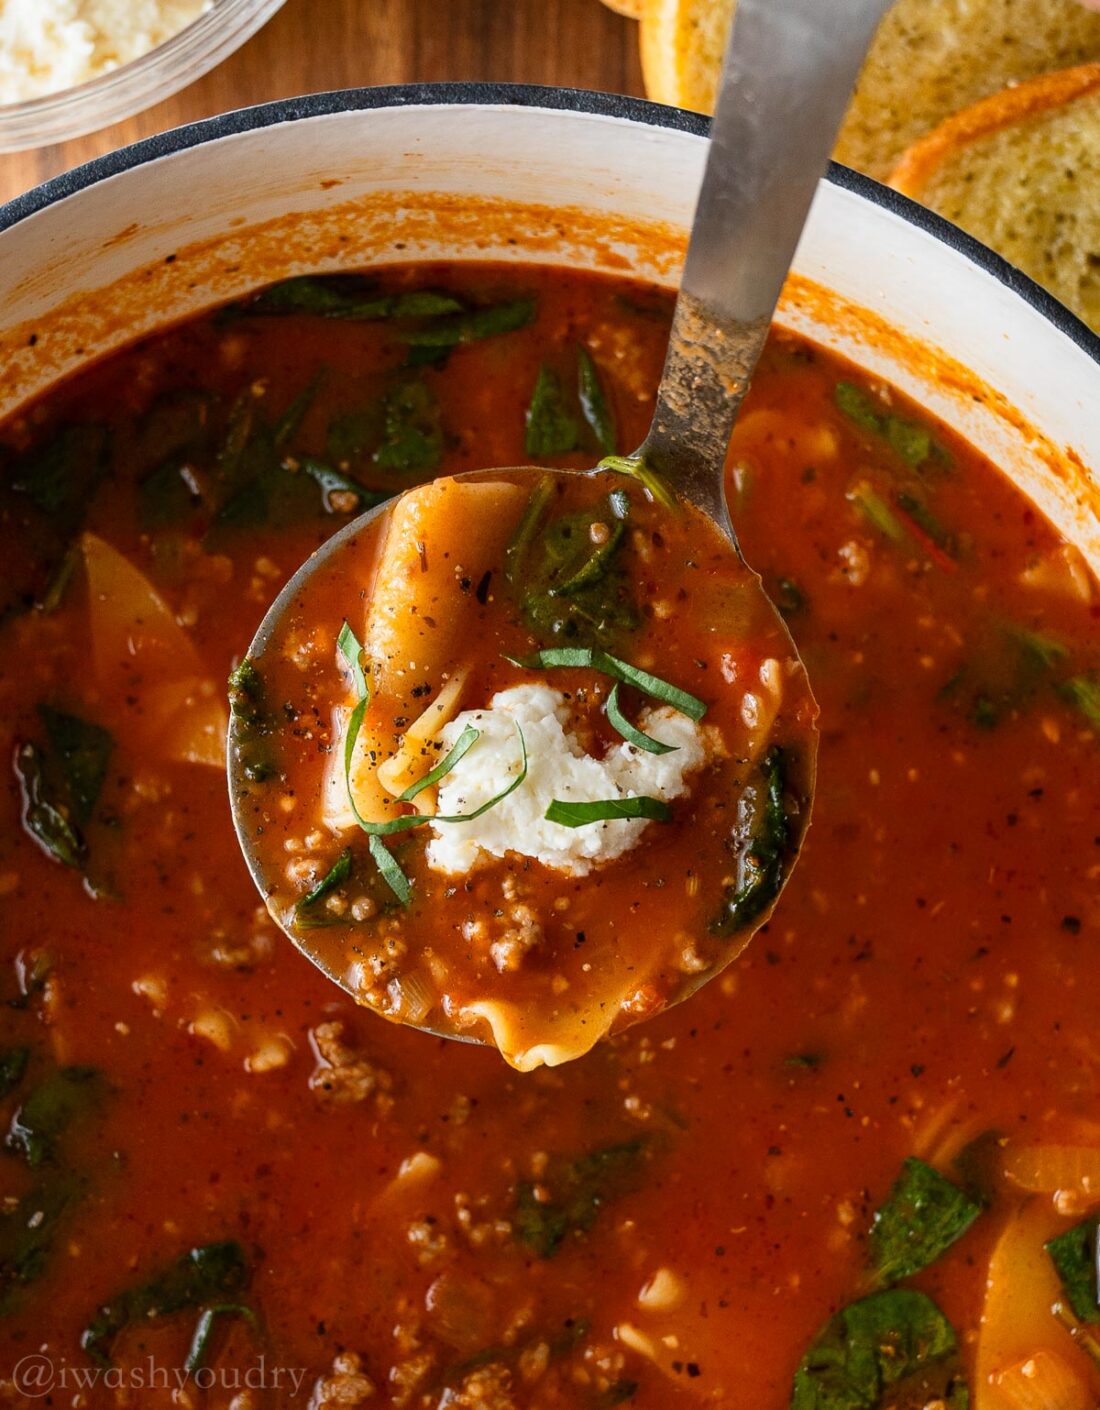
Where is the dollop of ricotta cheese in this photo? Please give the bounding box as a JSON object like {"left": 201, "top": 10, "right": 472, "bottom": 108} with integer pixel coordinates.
{"left": 426, "top": 683, "right": 713, "bottom": 877}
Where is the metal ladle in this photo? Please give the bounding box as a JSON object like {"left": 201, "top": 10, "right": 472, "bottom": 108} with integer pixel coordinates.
{"left": 228, "top": 0, "right": 891, "bottom": 1053}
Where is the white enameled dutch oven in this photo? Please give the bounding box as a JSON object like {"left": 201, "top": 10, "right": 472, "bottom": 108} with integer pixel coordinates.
{"left": 1, "top": 84, "right": 1098, "bottom": 569}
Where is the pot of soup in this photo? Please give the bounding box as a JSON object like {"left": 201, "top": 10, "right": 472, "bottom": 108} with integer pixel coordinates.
{"left": 0, "top": 84, "right": 1098, "bottom": 1410}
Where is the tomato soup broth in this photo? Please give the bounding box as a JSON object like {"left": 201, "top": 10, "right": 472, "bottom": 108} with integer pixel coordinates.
{"left": 0, "top": 263, "right": 1098, "bottom": 1410}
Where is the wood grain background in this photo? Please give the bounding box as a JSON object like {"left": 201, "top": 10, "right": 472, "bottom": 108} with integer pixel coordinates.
{"left": 0, "top": 0, "right": 646, "bottom": 205}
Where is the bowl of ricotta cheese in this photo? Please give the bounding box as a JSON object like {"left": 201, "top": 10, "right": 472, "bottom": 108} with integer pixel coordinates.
{"left": 0, "top": 0, "right": 285, "bottom": 152}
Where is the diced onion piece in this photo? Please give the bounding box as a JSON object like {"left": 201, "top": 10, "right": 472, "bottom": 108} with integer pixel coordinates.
{"left": 386, "top": 969, "right": 434, "bottom": 1026}
{"left": 742, "top": 657, "right": 783, "bottom": 767}
{"left": 638, "top": 1267, "right": 687, "bottom": 1312}
{"left": 1003, "top": 1144, "right": 1100, "bottom": 1200}
{"left": 616, "top": 1322, "right": 701, "bottom": 1386}
{"left": 616, "top": 1322, "right": 662, "bottom": 1361}
{"left": 397, "top": 1151, "right": 442, "bottom": 1184}
{"left": 993, "top": 1351, "right": 1096, "bottom": 1410}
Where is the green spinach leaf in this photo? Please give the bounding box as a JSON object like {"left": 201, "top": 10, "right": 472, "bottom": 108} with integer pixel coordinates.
{"left": 139, "top": 459, "right": 203, "bottom": 529}
{"left": 246, "top": 276, "right": 462, "bottom": 321}
{"left": 402, "top": 297, "right": 536, "bottom": 348}
{"left": 326, "top": 408, "right": 381, "bottom": 471}
{"left": 577, "top": 347, "right": 618, "bottom": 454}
{"left": 714, "top": 747, "right": 792, "bottom": 935}
{"left": 848, "top": 482, "right": 906, "bottom": 541}
{"left": 1046, "top": 1216, "right": 1100, "bottom": 1323}
{"left": 514, "top": 1140, "right": 646, "bottom": 1258}
{"left": 869, "top": 1158, "right": 981, "bottom": 1286}
{"left": 373, "top": 381, "right": 442, "bottom": 475}
{"left": 14, "top": 743, "right": 84, "bottom": 868}
{"left": 0, "top": 1172, "right": 86, "bottom": 1314}
{"left": 513, "top": 493, "right": 637, "bottom": 649}
{"left": 227, "top": 659, "right": 277, "bottom": 784}
{"left": 774, "top": 577, "right": 808, "bottom": 618}
{"left": 12, "top": 424, "right": 109, "bottom": 524}
{"left": 38, "top": 707, "right": 113, "bottom": 828}
{"left": 791, "top": 1289, "right": 966, "bottom": 1410}
{"left": 525, "top": 366, "right": 581, "bottom": 458}
{"left": 185, "top": 1303, "right": 260, "bottom": 1373}
{"left": 14, "top": 708, "right": 113, "bottom": 871}
{"left": 6, "top": 1066, "right": 105, "bottom": 1168}
{"left": 834, "top": 383, "right": 942, "bottom": 472}
{"left": 82, "top": 1240, "right": 249, "bottom": 1367}
{"left": 505, "top": 476, "right": 555, "bottom": 586}
{"left": 893, "top": 492, "right": 956, "bottom": 558}
{"left": 1062, "top": 675, "right": 1100, "bottom": 729}
{"left": 273, "top": 372, "right": 325, "bottom": 449}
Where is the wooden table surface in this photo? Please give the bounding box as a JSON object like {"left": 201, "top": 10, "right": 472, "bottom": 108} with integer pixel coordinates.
{"left": 0, "top": 0, "right": 646, "bottom": 206}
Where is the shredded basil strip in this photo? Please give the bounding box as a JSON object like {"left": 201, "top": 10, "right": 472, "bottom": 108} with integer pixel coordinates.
{"left": 299, "top": 457, "right": 389, "bottom": 514}
{"left": 577, "top": 346, "right": 617, "bottom": 455}
{"left": 597, "top": 452, "right": 677, "bottom": 511}
{"left": 337, "top": 621, "right": 370, "bottom": 799}
{"left": 398, "top": 726, "right": 480, "bottom": 802}
{"left": 545, "top": 796, "right": 672, "bottom": 827}
{"left": 294, "top": 848, "right": 352, "bottom": 921}
{"left": 505, "top": 475, "right": 555, "bottom": 585}
{"left": 368, "top": 835, "right": 410, "bottom": 906}
{"left": 606, "top": 683, "right": 677, "bottom": 756}
{"left": 509, "top": 647, "right": 706, "bottom": 722}
{"left": 338, "top": 622, "right": 411, "bottom": 905}
{"left": 848, "top": 481, "right": 906, "bottom": 541}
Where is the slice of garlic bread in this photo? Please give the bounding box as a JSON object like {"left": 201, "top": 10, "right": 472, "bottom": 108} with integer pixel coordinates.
{"left": 639, "top": 0, "right": 1100, "bottom": 183}
{"left": 839, "top": 0, "right": 1100, "bottom": 179}
{"left": 640, "top": 0, "right": 734, "bottom": 114}
{"left": 890, "top": 64, "right": 1100, "bottom": 331}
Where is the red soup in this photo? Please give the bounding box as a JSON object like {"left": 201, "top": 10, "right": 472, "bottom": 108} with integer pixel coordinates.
{"left": 0, "top": 262, "right": 1098, "bottom": 1410}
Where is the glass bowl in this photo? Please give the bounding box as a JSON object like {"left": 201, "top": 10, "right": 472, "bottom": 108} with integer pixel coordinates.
{"left": 0, "top": 0, "right": 286, "bottom": 154}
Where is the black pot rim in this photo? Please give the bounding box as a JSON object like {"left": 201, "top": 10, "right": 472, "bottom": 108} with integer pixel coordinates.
{"left": 2, "top": 80, "right": 1098, "bottom": 367}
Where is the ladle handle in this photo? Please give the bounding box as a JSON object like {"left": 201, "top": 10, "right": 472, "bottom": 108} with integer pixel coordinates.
{"left": 639, "top": 0, "right": 892, "bottom": 529}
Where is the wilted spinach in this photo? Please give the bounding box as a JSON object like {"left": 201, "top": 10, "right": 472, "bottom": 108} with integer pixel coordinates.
{"left": 790, "top": 1289, "right": 966, "bottom": 1410}
{"left": 14, "top": 708, "right": 113, "bottom": 869}
{"left": 1046, "top": 1216, "right": 1100, "bottom": 1323}
{"left": 514, "top": 1139, "right": 646, "bottom": 1258}
{"left": 713, "top": 747, "right": 792, "bottom": 935}
{"left": 82, "top": 1240, "right": 249, "bottom": 1367}
{"left": 869, "top": 1158, "right": 980, "bottom": 1286}
{"left": 6, "top": 1065, "right": 106, "bottom": 1168}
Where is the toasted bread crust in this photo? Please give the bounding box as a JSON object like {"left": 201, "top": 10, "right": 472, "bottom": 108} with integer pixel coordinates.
{"left": 640, "top": 0, "right": 733, "bottom": 111}
{"left": 889, "top": 61, "right": 1100, "bottom": 195}
{"left": 599, "top": 0, "right": 645, "bottom": 18}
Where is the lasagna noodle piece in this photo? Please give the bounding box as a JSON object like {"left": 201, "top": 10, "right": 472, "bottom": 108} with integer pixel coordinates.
{"left": 324, "top": 477, "right": 527, "bottom": 830}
